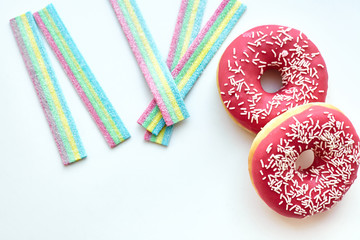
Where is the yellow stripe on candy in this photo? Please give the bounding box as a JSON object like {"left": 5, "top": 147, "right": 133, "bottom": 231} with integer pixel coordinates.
{"left": 20, "top": 14, "right": 81, "bottom": 159}
{"left": 122, "top": 0, "right": 184, "bottom": 121}
{"left": 147, "top": 110, "right": 163, "bottom": 132}
{"left": 179, "top": 0, "right": 201, "bottom": 58}
{"left": 42, "top": 9, "right": 124, "bottom": 142}
{"left": 178, "top": 1, "right": 242, "bottom": 92}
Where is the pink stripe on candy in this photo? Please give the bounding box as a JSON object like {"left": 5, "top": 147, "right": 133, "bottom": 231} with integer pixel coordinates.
{"left": 33, "top": 12, "right": 117, "bottom": 147}
{"left": 137, "top": 99, "right": 158, "bottom": 126}
{"left": 109, "top": 0, "right": 174, "bottom": 125}
{"left": 144, "top": 130, "right": 152, "bottom": 141}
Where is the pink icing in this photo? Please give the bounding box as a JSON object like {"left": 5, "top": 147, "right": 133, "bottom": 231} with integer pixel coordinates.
{"left": 250, "top": 104, "right": 360, "bottom": 218}
{"left": 218, "top": 25, "right": 328, "bottom": 133}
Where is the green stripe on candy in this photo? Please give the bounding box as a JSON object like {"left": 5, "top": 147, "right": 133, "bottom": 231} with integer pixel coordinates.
{"left": 142, "top": 103, "right": 162, "bottom": 129}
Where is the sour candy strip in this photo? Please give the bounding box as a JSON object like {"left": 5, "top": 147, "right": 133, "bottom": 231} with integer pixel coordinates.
{"left": 10, "top": 12, "right": 86, "bottom": 165}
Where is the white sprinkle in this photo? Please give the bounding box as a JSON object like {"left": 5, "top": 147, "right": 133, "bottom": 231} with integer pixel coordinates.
{"left": 240, "top": 69, "right": 245, "bottom": 76}
{"left": 266, "top": 143, "right": 273, "bottom": 153}
{"left": 247, "top": 46, "right": 256, "bottom": 52}
{"left": 272, "top": 49, "right": 276, "bottom": 58}
{"left": 225, "top": 100, "right": 231, "bottom": 108}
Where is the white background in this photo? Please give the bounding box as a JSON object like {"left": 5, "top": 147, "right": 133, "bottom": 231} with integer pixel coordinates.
{"left": 1, "top": 0, "right": 360, "bottom": 239}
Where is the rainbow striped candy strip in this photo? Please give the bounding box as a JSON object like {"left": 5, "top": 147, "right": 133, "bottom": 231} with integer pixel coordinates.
{"left": 145, "top": 0, "right": 207, "bottom": 146}
{"left": 33, "top": 4, "right": 130, "bottom": 148}
{"left": 139, "top": 0, "right": 247, "bottom": 137}
{"left": 167, "top": 0, "right": 207, "bottom": 71}
{"left": 10, "top": 12, "right": 86, "bottom": 165}
{"left": 110, "top": 0, "right": 189, "bottom": 127}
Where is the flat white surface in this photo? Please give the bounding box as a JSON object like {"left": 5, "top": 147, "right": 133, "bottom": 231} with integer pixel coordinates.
{"left": 1, "top": 0, "right": 360, "bottom": 239}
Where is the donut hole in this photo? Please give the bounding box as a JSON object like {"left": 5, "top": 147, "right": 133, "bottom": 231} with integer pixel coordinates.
{"left": 296, "top": 150, "right": 315, "bottom": 171}
{"left": 260, "top": 69, "right": 284, "bottom": 93}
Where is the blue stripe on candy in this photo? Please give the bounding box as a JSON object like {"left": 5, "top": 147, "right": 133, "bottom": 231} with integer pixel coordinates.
{"left": 161, "top": 125, "right": 174, "bottom": 146}
{"left": 190, "top": 0, "right": 207, "bottom": 44}
{"left": 152, "top": 112, "right": 166, "bottom": 136}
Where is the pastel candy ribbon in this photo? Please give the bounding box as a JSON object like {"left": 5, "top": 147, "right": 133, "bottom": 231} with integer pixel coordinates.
{"left": 33, "top": 4, "right": 130, "bottom": 148}
{"left": 139, "top": 0, "right": 247, "bottom": 137}
{"left": 110, "top": 0, "right": 190, "bottom": 127}
{"left": 145, "top": 0, "right": 207, "bottom": 146}
{"left": 10, "top": 12, "right": 86, "bottom": 165}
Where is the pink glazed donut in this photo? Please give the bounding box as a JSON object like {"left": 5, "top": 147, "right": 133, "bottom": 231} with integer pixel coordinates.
{"left": 249, "top": 103, "right": 360, "bottom": 218}
{"left": 217, "top": 25, "right": 328, "bottom": 133}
